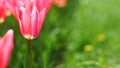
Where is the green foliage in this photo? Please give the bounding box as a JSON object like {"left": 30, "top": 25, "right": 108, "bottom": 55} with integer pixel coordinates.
{"left": 0, "top": 0, "right": 120, "bottom": 68}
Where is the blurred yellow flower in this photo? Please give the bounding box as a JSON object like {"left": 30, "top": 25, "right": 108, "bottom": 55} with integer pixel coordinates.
{"left": 84, "top": 44, "right": 93, "bottom": 52}
{"left": 97, "top": 34, "right": 106, "bottom": 42}
{"left": 0, "top": 18, "right": 4, "bottom": 24}
{"left": 6, "top": 10, "right": 11, "bottom": 17}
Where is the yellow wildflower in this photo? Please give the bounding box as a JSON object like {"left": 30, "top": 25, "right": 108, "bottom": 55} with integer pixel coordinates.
{"left": 97, "top": 34, "right": 105, "bottom": 42}
{"left": 84, "top": 44, "right": 93, "bottom": 52}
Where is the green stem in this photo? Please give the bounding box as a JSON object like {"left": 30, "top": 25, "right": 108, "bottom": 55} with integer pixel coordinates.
{"left": 28, "top": 40, "right": 32, "bottom": 68}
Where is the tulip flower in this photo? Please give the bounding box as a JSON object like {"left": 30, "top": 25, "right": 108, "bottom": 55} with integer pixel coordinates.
{"left": 6, "top": 0, "right": 52, "bottom": 40}
{"left": 0, "top": 0, "right": 11, "bottom": 23}
{"left": 0, "top": 29, "right": 14, "bottom": 68}
{"left": 0, "top": 0, "right": 7, "bottom": 23}
{"left": 53, "top": 0, "right": 67, "bottom": 7}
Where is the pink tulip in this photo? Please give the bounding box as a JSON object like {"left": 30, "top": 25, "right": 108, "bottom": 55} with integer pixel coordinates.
{"left": 5, "top": 0, "right": 23, "bottom": 20}
{"left": 0, "top": 0, "right": 7, "bottom": 23}
{"left": 6, "top": 0, "right": 52, "bottom": 40}
{"left": 0, "top": 29, "right": 14, "bottom": 68}
{"left": 0, "top": 0, "right": 12, "bottom": 23}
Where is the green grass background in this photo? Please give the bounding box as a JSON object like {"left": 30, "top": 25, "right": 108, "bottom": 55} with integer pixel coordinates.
{"left": 0, "top": 0, "right": 120, "bottom": 68}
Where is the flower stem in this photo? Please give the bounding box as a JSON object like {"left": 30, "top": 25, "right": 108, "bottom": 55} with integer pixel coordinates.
{"left": 28, "top": 40, "right": 32, "bottom": 68}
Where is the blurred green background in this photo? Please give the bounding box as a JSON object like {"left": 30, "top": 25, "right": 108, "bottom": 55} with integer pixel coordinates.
{"left": 1, "top": 0, "right": 120, "bottom": 68}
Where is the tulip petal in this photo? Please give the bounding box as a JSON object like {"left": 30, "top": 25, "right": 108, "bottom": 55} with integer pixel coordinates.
{"left": 3, "top": 30, "right": 14, "bottom": 68}
{"left": 6, "top": 0, "right": 18, "bottom": 19}
{"left": 16, "top": 7, "right": 25, "bottom": 36}
{"left": 16, "top": 6, "right": 31, "bottom": 36}
{"left": 31, "top": 6, "right": 39, "bottom": 37}
{"left": 0, "top": 29, "right": 14, "bottom": 68}
{"left": 0, "top": 0, "right": 6, "bottom": 22}
{"left": 37, "top": 8, "right": 46, "bottom": 35}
